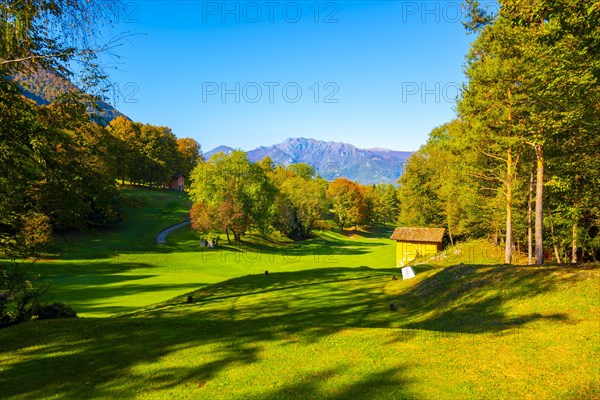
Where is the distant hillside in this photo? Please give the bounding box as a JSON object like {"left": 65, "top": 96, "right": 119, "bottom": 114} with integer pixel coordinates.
{"left": 13, "top": 70, "right": 126, "bottom": 125}
{"left": 206, "top": 138, "right": 412, "bottom": 185}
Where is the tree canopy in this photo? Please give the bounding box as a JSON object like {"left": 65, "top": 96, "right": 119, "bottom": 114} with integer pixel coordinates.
{"left": 397, "top": 0, "right": 600, "bottom": 263}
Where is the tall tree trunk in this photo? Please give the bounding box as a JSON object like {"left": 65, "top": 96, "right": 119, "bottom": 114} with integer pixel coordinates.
{"left": 226, "top": 229, "right": 231, "bottom": 243}
{"left": 504, "top": 87, "right": 514, "bottom": 265}
{"left": 549, "top": 215, "right": 561, "bottom": 263}
{"left": 535, "top": 144, "right": 544, "bottom": 265}
{"left": 505, "top": 149, "right": 514, "bottom": 264}
{"left": 571, "top": 222, "right": 578, "bottom": 264}
{"left": 527, "top": 160, "right": 535, "bottom": 265}
{"left": 448, "top": 224, "right": 454, "bottom": 246}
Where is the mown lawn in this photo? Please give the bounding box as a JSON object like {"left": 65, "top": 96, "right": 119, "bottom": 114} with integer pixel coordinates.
{"left": 17, "top": 187, "right": 386, "bottom": 316}
{"left": 20, "top": 187, "right": 399, "bottom": 316}
{"left": 24, "top": 188, "right": 508, "bottom": 318}
{"left": 0, "top": 263, "right": 597, "bottom": 399}
{"left": 2, "top": 188, "right": 596, "bottom": 399}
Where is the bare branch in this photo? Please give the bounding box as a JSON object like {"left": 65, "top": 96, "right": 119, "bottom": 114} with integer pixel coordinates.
{"left": 479, "top": 149, "right": 507, "bottom": 162}
{"left": 468, "top": 171, "right": 502, "bottom": 182}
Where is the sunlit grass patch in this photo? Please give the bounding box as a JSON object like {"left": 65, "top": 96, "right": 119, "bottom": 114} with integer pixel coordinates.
{"left": 2, "top": 188, "right": 597, "bottom": 398}
{"left": 1, "top": 262, "right": 597, "bottom": 399}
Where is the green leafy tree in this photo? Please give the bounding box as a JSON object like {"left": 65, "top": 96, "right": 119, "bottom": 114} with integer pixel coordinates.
{"left": 327, "top": 178, "right": 367, "bottom": 230}
{"left": 503, "top": 0, "right": 600, "bottom": 263}
{"left": 258, "top": 156, "right": 275, "bottom": 173}
{"left": 1, "top": 0, "right": 123, "bottom": 92}
{"left": 0, "top": 80, "right": 40, "bottom": 252}
{"left": 139, "top": 124, "right": 179, "bottom": 187}
{"left": 106, "top": 116, "right": 139, "bottom": 184}
{"left": 397, "top": 149, "right": 444, "bottom": 228}
{"left": 372, "top": 184, "right": 399, "bottom": 227}
{"left": 0, "top": 262, "right": 50, "bottom": 327}
{"left": 15, "top": 213, "right": 53, "bottom": 259}
{"left": 270, "top": 165, "right": 328, "bottom": 240}
{"left": 459, "top": 0, "right": 600, "bottom": 263}
{"left": 190, "top": 151, "right": 275, "bottom": 242}
{"left": 176, "top": 138, "right": 202, "bottom": 180}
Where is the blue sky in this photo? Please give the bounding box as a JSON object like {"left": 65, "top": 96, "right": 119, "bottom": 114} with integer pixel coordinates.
{"left": 101, "top": 1, "right": 491, "bottom": 152}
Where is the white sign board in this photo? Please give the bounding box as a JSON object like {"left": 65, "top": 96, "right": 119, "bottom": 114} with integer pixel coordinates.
{"left": 401, "top": 266, "right": 416, "bottom": 280}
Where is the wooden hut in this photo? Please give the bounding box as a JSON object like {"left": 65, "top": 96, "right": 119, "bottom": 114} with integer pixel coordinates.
{"left": 168, "top": 174, "right": 185, "bottom": 191}
{"left": 390, "top": 227, "right": 445, "bottom": 267}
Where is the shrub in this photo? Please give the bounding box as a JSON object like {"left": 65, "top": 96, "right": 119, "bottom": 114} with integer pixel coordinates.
{"left": 34, "top": 302, "right": 77, "bottom": 320}
{"left": 0, "top": 262, "right": 49, "bottom": 328}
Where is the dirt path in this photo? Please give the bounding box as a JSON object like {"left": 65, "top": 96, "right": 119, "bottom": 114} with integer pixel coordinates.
{"left": 156, "top": 220, "right": 191, "bottom": 244}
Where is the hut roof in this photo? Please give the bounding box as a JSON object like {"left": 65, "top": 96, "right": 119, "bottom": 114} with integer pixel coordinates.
{"left": 390, "top": 227, "right": 445, "bottom": 243}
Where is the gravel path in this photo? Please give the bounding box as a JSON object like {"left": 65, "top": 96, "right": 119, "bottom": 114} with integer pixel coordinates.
{"left": 156, "top": 220, "right": 191, "bottom": 244}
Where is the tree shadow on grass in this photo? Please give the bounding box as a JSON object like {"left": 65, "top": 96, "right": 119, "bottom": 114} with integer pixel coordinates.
{"left": 135, "top": 267, "right": 380, "bottom": 314}
{"left": 0, "top": 315, "right": 416, "bottom": 399}
{"left": 338, "top": 225, "right": 395, "bottom": 240}
{"left": 174, "top": 234, "right": 391, "bottom": 258}
{"left": 134, "top": 264, "right": 593, "bottom": 340}
{"left": 28, "top": 261, "right": 209, "bottom": 316}
{"left": 390, "top": 263, "right": 594, "bottom": 335}
{"left": 155, "top": 264, "right": 595, "bottom": 337}
{"left": 250, "top": 365, "right": 415, "bottom": 400}
{"left": 0, "top": 264, "right": 595, "bottom": 398}
{"left": 0, "top": 317, "right": 259, "bottom": 398}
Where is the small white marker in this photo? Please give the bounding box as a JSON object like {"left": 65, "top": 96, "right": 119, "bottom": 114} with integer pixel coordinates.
{"left": 401, "top": 266, "right": 416, "bottom": 280}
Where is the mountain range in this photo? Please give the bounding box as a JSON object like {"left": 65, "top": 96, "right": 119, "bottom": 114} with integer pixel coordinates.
{"left": 12, "top": 72, "right": 411, "bottom": 184}
{"left": 205, "top": 138, "right": 413, "bottom": 185}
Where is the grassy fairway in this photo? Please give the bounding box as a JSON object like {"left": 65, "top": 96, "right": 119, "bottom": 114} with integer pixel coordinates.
{"left": 0, "top": 263, "right": 598, "bottom": 399}
{"left": 1, "top": 188, "right": 597, "bottom": 399}
{"left": 8, "top": 188, "right": 520, "bottom": 318}
{"left": 21, "top": 188, "right": 402, "bottom": 317}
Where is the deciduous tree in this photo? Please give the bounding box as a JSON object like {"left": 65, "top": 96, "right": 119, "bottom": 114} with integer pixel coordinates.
{"left": 189, "top": 151, "right": 275, "bottom": 242}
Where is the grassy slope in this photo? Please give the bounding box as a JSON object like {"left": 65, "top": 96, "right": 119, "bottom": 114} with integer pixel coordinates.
{"left": 31, "top": 188, "right": 510, "bottom": 318}
{"left": 18, "top": 187, "right": 512, "bottom": 318}
{"left": 0, "top": 263, "right": 597, "bottom": 399}
{"left": 29, "top": 188, "right": 198, "bottom": 316}
{"left": 25, "top": 187, "right": 403, "bottom": 317}
{"left": 1, "top": 188, "right": 598, "bottom": 398}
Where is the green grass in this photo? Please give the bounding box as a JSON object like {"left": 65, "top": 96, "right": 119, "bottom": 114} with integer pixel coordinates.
{"left": 1, "top": 188, "right": 597, "bottom": 398}
{"left": 0, "top": 263, "right": 597, "bottom": 399}
{"left": 17, "top": 187, "right": 406, "bottom": 317}
{"left": 23, "top": 187, "right": 509, "bottom": 318}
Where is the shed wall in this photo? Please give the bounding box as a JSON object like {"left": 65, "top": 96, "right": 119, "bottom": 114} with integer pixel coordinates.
{"left": 396, "top": 241, "right": 440, "bottom": 267}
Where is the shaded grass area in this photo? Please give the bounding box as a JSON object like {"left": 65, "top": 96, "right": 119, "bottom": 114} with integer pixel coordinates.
{"left": 3, "top": 188, "right": 597, "bottom": 398}
{"left": 0, "top": 263, "right": 598, "bottom": 399}
{"left": 5, "top": 188, "right": 404, "bottom": 317}
{"left": 50, "top": 188, "right": 192, "bottom": 259}
{"left": 32, "top": 225, "right": 397, "bottom": 317}
{"left": 4, "top": 188, "right": 512, "bottom": 318}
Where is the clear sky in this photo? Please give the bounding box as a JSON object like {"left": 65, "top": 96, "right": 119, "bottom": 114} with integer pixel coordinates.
{"left": 101, "top": 1, "right": 493, "bottom": 152}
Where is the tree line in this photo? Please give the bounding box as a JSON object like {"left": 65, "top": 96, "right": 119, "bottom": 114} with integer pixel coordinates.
{"left": 1, "top": 0, "right": 204, "bottom": 257}
{"left": 0, "top": 84, "right": 201, "bottom": 256}
{"left": 397, "top": 0, "right": 599, "bottom": 263}
{"left": 107, "top": 116, "right": 201, "bottom": 188}
{"left": 189, "top": 150, "right": 400, "bottom": 242}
